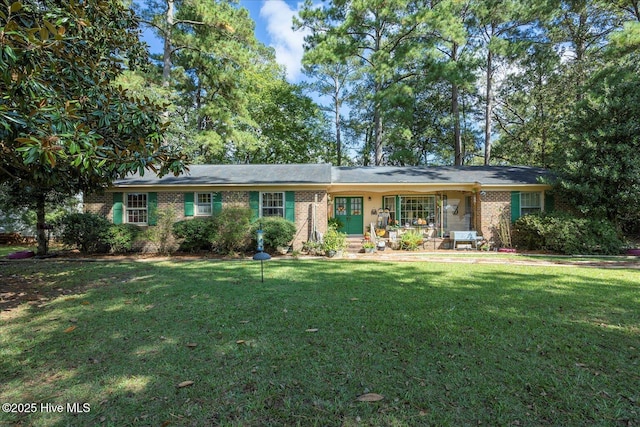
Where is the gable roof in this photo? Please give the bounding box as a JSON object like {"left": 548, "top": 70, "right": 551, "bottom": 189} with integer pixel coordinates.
{"left": 331, "top": 165, "right": 550, "bottom": 185}
{"left": 112, "top": 164, "right": 551, "bottom": 188}
{"left": 114, "top": 164, "right": 333, "bottom": 186}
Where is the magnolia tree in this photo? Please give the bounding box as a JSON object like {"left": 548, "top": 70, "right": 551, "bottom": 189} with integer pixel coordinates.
{"left": 0, "top": 0, "right": 187, "bottom": 254}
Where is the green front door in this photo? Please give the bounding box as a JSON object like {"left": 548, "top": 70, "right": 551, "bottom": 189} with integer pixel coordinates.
{"left": 334, "top": 197, "right": 364, "bottom": 235}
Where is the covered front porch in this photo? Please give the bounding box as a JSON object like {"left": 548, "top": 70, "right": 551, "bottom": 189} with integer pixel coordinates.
{"left": 328, "top": 190, "right": 482, "bottom": 243}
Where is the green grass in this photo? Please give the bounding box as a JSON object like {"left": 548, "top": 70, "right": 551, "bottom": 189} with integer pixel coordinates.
{"left": 1, "top": 259, "right": 638, "bottom": 426}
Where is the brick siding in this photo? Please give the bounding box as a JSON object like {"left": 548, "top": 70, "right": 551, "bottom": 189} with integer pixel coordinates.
{"left": 83, "top": 193, "right": 111, "bottom": 218}
{"left": 478, "top": 191, "right": 511, "bottom": 245}
{"left": 83, "top": 190, "right": 327, "bottom": 251}
{"left": 292, "top": 191, "right": 327, "bottom": 249}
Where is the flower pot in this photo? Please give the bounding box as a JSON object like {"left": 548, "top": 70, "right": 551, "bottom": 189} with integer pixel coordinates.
{"left": 277, "top": 246, "right": 290, "bottom": 255}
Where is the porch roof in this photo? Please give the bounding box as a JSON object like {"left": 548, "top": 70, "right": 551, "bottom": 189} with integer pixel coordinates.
{"left": 331, "top": 166, "right": 550, "bottom": 186}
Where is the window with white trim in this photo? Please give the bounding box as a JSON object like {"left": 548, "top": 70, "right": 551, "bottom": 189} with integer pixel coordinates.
{"left": 400, "top": 195, "right": 436, "bottom": 226}
{"left": 520, "top": 192, "right": 542, "bottom": 216}
{"left": 261, "top": 192, "right": 284, "bottom": 217}
{"left": 195, "top": 192, "right": 212, "bottom": 216}
{"left": 126, "top": 193, "right": 148, "bottom": 224}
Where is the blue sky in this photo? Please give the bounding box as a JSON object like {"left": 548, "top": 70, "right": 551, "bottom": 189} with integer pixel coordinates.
{"left": 143, "top": 0, "right": 309, "bottom": 82}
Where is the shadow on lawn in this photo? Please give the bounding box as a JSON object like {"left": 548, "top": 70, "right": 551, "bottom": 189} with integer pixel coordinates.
{"left": 1, "top": 259, "right": 638, "bottom": 426}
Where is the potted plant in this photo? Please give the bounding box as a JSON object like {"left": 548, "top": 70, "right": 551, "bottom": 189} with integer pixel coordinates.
{"left": 400, "top": 230, "right": 424, "bottom": 251}
{"left": 362, "top": 240, "right": 376, "bottom": 253}
{"left": 302, "top": 240, "right": 323, "bottom": 255}
{"left": 323, "top": 225, "right": 347, "bottom": 257}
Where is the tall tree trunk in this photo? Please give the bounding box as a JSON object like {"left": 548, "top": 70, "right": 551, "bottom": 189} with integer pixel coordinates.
{"left": 374, "top": 108, "right": 383, "bottom": 165}
{"left": 451, "top": 42, "right": 463, "bottom": 166}
{"left": 35, "top": 193, "right": 47, "bottom": 255}
{"left": 162, "top": 0, "right": 174, "bottom": 87}
{"left": 484, "top": 49, "right": 493, "bottom": 166}
{"left": 363, "top": 125, "right": 374, "bottom": 166}
{"left": 452, "top": 82, "right": 462, "bottom": 165}
{"left": 374, "top": 84, "right": 383, "bottom": 165}
{"left": 334, "top": 79, "right": 342, "bottom": 166}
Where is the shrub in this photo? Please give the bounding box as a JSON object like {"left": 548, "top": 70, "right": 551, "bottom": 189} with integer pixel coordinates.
{"left": 302, "top": 240, "right": 323, "bottom": 255}
{"left": 250, "top": 217, "right": 296, "bottom": 253}
{"left": 173, "top": 217, "right": 216, "bottom": 252}
{"left": 138, "top": 207, "right": 179, "bottom": 254}
{"left": 103, "top": 224, "right": 141, "bottom": 254}
{"left": 57, "top": 212, "right": 111, "bottom": 253}
{"left": 513, "top": 212, "right": 624, "bottom": 255}
{"left": 322, "top": 225, "right": 347, "bottom": 255}
{"left": 328, "top": 217, "right": 344, "bottom": 230}
{"left": 211, "top": 207, "right": 253, "bottom": 254}
{"left": 400, "top": 230, "right": 423, "bottom": 251}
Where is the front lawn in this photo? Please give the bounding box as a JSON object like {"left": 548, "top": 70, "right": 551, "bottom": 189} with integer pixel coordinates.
{"left": 1, "top": 259, "right": 638, "bottom": 426}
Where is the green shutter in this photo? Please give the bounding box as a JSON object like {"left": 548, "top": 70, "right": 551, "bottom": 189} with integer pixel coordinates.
{"left": 113, "top": 192, "right": 123, "bottom": 225}
{"left": 148, "top": 192, "right": 158, "bottom": 225}
{"left": 184, "top": 192, "right": 194, "bottom": 217}
{"left": 249, "top": 191, "right": 260, "bottom": 220}
{"left": 213, "top": 192, "right": 223, "bottom": 215}
{"left": 511, "top": 191, "right": 521, "bottom": 222}
{"left": 285, "top": 191, "right": 295, "bottom": 222}
{"left": 544, "top": 192, "right": 555, "bottom": 213}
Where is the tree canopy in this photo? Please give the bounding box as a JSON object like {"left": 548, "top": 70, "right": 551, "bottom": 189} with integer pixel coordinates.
{"left": 2, "top": 0, "right": 639, "bottom": 239}
{"left": 0, "top": 0, "right": 187, "bottom": 253}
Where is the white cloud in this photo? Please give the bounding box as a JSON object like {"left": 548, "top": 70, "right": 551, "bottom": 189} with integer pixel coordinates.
{"left": 260, "top": 0, "right": 309, "bottom": 82}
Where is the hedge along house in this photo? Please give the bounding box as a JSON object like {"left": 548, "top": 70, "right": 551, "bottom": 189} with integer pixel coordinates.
{"left": 84, "top": 164, "right": 553, "bottom": 249}
{"left": 83, "top": 164, "right": 332, "bottom": 250}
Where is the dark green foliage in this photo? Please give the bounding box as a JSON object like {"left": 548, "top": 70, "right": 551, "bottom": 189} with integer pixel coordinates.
{"left": 172, "top": 218, "right": 216, "bottom": 252}
{"left": 210, "top": 207, "right": 253, "bottom": 254}
{"left": 1, "top": 0, "right": 186, "bottom": 255}
{"left": 558, "top": 63, "right": 640, "bottom": 235}
{"left": 327, "top": 217, "right": 344, "bottom": 230}
{"left": 513, "top": 212, "right": 624, "bottom": 255}
{"left": 250, "top": 217, "right": 296, "bottom": 253}
{"left": 322, "top": 224, "right": 347, "bottom": 254}
{"left": 57, "top": 213, "right": 111, "bottom": 253}
{"left": 103, "top": 224, "right": 142, "bottom": 254}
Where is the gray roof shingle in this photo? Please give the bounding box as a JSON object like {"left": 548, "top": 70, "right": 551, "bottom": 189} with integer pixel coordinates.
{"left": 115, "top": 164, "right": 333, "bottom": 186}
{"left": 113, "top": 164, "right": 550, "bottom": 187}
{"left": 331, "top": 166, "right": 550, "bottom": 185}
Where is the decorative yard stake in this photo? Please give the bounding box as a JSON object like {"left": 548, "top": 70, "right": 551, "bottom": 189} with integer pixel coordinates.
{"left": 252, "top": 223, "right": 271, "bottom": 282}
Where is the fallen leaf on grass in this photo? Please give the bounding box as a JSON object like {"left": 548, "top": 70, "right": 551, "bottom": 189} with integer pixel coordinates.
{"left": 81, "top": 301, "right": 91, "bottom": 305}
{"left": 236, "top": 340, "right": 246, "bottom": 345}
{"left": 186, "top": 343, "right": 198, "bottom": 348}
{"left": 357, "top": 393, "right": 384, "bottom": 402}
{"left": 177, "top": 381, "right": 194, "bottom": 388}
{"left": 64, "top": 325, "right": 76, "bottom": 333}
